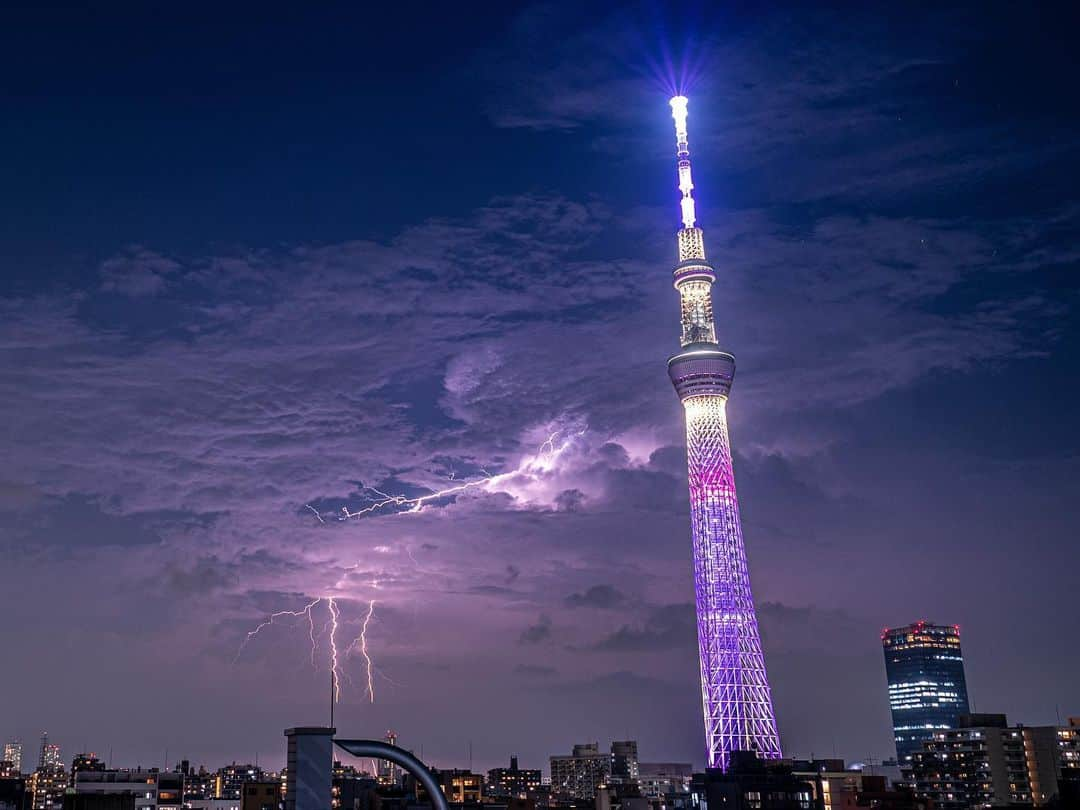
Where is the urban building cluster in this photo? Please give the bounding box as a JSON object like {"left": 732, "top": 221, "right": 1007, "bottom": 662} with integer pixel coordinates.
{"left": 2, "top": 618, "right": 1076, "bottom": 810}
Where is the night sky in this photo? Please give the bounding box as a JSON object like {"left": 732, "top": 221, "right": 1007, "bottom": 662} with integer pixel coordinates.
{"left": 2, "top": 2, "right": 1078, "bottom": 773}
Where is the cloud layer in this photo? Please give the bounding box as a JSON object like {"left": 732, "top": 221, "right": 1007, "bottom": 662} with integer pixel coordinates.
{"left": 2, "top": 0, "right": 1078, "bottom": 774}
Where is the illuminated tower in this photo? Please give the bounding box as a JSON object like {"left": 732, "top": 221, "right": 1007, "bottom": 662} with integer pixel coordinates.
{"left": 665, "top": 96, "right": 782, "bottom": 770}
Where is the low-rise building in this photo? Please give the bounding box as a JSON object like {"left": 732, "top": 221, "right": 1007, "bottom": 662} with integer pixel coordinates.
{"left": 691, "top": 754, "right": 815, "bottom": 810}
{"left": 637, "top": 763, "right": 692, "bottom": 800}
{"left": 73, "top": 770, "right": 182, "bottom": 810}
{"left": 487, "top": 757, "right": 541, "bottom": 800}
{"left": 238, "top": 782, "right": 278, "bottom": 810}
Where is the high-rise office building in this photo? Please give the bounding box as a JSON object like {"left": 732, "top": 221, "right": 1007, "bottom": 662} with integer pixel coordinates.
{"left": 881, "top": 621, "right": 970, "bottom": 762}
{"left": 31, "top": 735, "right": 66, "bottom": 810}
{"left": 2, "top": 743, "right": 22, "bottom": 776}
{"left": 38, "top": 736, "right": 61, "bottom": 771}
{"left": 376, "top": 731, "right": 400, "bottom": 787}
{"left": 663, "top": 96, "right": 782, "bottom": 771}
{"left": 550, "top": 743, "right": 610, "bottom": 800}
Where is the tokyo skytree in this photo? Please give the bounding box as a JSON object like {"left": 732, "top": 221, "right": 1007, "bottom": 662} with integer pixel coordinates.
{"left": 664, "top": 96, "right": 782, "bottom": 770}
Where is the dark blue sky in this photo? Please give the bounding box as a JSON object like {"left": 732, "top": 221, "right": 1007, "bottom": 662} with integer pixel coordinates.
{"left": 1, "top": 0, "right": 1078, "bottom": 772}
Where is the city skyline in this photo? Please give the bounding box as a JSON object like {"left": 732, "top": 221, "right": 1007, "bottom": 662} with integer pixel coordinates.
{"left": 1, "top": 0, "right": 1078, "bottom": 775}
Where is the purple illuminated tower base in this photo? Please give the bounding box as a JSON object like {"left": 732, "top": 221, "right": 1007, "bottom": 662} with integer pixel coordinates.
{"left": 664, "top": 96, "right": 782, "bottom": 771}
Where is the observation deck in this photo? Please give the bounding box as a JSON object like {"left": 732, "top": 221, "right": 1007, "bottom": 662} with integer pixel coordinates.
{"left": 667, "top": 342, "right": 735, "bottom": 401}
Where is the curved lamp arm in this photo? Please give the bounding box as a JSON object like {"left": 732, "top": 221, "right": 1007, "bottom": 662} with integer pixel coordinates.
{"left": 333, "top": 739, "right": 449, "bottom": 810}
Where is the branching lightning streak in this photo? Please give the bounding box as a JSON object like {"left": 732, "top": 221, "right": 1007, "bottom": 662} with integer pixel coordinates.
{"left": 234, "top": 597, "right": 322, "bottom": 664}
{"left": 270, "top": 424, "right": 588, "bottom": 707}
{"left": 354, "top": 600, "right": 376, "bottom": 703}
{"left": 303, "top": 424, "right": 589, "bottom": 524}
{"left": 236, "top": 596, "right": 357, "bottom": 705}
{"left": 338, "top": 477, "right": 491, "bottom": 519}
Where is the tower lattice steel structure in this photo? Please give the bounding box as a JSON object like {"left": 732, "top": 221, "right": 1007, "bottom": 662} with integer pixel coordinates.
{"left": 665, "top": 96, "right": 782, "bottom": 771}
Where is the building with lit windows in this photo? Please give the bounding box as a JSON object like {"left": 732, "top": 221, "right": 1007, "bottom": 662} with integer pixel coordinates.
{"left": 374, "top": 731, "right": 400, "bottom": 788}
{"left": 435, "top": 770, "right": 482, "bottom": 804}
{"left": 637, "top": 763, "right": 692, "bottom": 799}
{"left": 486, "top": 756, "right": 541, "bottom": 799}
{"left": 692, "top": 753, "right": 815, "bottom": 810}
{"left": 70, "top": 755, "right": 106, "bottom": 787}
{"left": 2, "top": 744, "right": 22, "bottom": 776}
{"left": 31, "top": 735, "right": 66, "bottom": 810}
{"left": 550, "top": 744, "right": 610, "bottom": 800}
{"left": 73, "top": 770, "right": 182, "bottom": 810}
{"left": 908, "top": 713, "right": 1080, "bottom": 808}
{"left": 213, "top": 765, "right": 263, "bottom": 801}
{"left": 881, "top": 621, "right": 970, "bottom": 763}
{"left": 1060, "top": 718, "right": 1080, "bottom": 806}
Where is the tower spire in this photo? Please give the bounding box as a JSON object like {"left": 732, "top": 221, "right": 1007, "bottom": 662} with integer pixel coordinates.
{"left": 664, "top": 95, "right": 782, "bottom": 771}
{"left": 667, "top": 96, "right": 717, "bottom": 348}
{"left": 670, "top": 96, "right": 696, "bottom": 229}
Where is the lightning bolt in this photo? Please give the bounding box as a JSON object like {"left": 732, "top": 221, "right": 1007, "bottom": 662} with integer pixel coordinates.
{"left": 274, "top": 422, "right": 588, "bottom": 707}
{"left": 352, "top": 599, "right": 376, "bottom": 703}
{"left": 538, "top": 429, "right": 561, "bottom": 456}
{"left": 302, "top": 423, "right": 588, "bottom": 525}
{"left": 327, "top": 597, "right": 342, "bottom": 702}
{"left": 337, "top": 477, "right": 492, "bottom": 519}
{"left": 234, "top": 597, "right": 322, "bottom": 664}
{"left": 236, "top": 596, "right": 357, "bottom": 705}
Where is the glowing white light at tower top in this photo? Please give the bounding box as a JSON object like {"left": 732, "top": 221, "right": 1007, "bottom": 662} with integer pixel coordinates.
{"left": 670, "top": 95, "right": 696, "bottom": 229}
{"left": 670, "top": 95, "right": 689, "bottom": 149}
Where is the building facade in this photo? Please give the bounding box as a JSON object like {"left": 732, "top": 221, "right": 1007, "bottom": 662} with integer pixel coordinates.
{"left": 30, "top": 737, "right": 65, "bottom": 810}
{"left": 610, "top": 742, "right": 639, "bottom": 785}
{"left": 692, "top": 754, "right": 814, "bottom": 810}
{"left": 73, "top": 770, "right": 182, "bottom": 810}
{"left": 881, "top": 621, "right": 970, "bottom": 763}
{"left": 2, "top": 744, "right": 22, "bottom": 777}
{"left": 637, "top": 763, "right": 693, "bottom": 799}
{"left": 909, "top": 714, "right": 1076, "bottom": 808}
{"left": 486, "top": 757, "right": 541, "bottom": 799}
{"left": 433, "top": 770, "right": 482, "bottom": 804}
{"left": 550, "top": 744, "right": 610, "bottom": 800}
{"left": 663, "top": 95, "right": 782, "bottom": 771}
{"left": 239, "top": 782, "right": 278, "bottom": 810}
{"left": 213, "top": 765, "right": 264, "bottom": 801}
{"left": 69, "top": 756, "right": 105, "bottom": 788}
